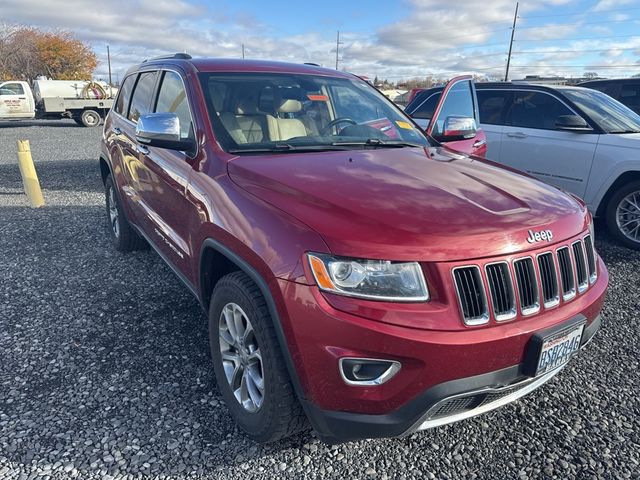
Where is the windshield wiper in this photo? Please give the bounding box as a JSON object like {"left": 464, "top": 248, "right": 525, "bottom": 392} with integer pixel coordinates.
{"left": 228, "top": 142, "right": 351, "bottom": 154}
{"left": 609, "top": 129, "right": 640, "bottom": 134}
{"left": 331, "top": 138, "right": 424, "bottom": 148}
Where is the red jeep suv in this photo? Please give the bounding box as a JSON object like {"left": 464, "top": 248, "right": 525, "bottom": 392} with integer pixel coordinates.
{"left": 99, "top": 54, "right": 608, "bottom": 444}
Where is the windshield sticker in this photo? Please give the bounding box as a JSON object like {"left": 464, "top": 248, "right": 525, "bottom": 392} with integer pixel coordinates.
{"left": 307, "top": 94, "right": 328, "bottom": 101}
{"left": 396, "top": 120, "right": 414, "bottom": 130}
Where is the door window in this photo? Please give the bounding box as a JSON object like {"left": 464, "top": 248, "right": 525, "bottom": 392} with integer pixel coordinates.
{"left": 155, "top": 71, "right": 193, "bottom": 139}
{"left": 430, "top": 80, "right": 475, "bottom": 137}
{"left": 477, "top": 90, "right": 512, "bottom": 125}
{"left": 114, "top": 74, "right": 135, "bottom": 116}
{"left": 410, "top": 92, "right": 440, "bottom": 120}
{"left": 620, "top": 83, "right": 640, "bottom": 112}
{"left": 508, "top": 91, "right": 574, "bottom": 130}
{"left": 128, "top": 71, "right": 158, "bottom": 123}
{"left": 0, "top": 83, "right": 25, "bottom": 95}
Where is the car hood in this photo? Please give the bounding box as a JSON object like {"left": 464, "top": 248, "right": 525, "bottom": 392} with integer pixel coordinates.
{"left": 228, "top": 147, "right": 588, "bottom": 261}
{"left": 598, "top": 132, "right": 640, "bottom": 147}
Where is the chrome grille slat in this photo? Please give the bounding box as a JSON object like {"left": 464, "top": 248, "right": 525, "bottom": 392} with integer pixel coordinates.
{"left": 572, "top": 241, "right": 589, "bottom": 293}
{"left": 584, "top": 234, "right": 597, "bottom": 283}
{"left": 537, "top": 252, "right": 559, "bottom": 308}
{"left": 485, "top": 262, "right": 516, "bottom": 321}
{"left": 557, "top": 247, "right": 576, "bottom": 301}
{"left": 453, "top": 266, "right": 488, "bottom": 325}
{"left": 513, "top": 258, "right": 539, "bottom": 315}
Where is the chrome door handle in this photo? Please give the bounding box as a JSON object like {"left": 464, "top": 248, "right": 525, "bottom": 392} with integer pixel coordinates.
{"left": 506, "top": 132, "right": 527, "bottom": 138}
{"left": 136, "top": 144, "right": 149, "bottom": 155}
{"left": 472, "top": 139, "right": 486, "bottom": 148}
{"left": 113, "top": 127, "right": 122, "bottom": 135}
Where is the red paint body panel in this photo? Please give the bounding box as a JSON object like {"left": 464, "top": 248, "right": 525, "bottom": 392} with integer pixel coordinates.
{"left": 277, "top": 256, "right": 607, "bottom": 413}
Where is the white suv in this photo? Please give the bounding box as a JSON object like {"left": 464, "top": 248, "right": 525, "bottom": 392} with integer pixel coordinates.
{"left": 474, "top": 83, "right": 640, "bottom": 250}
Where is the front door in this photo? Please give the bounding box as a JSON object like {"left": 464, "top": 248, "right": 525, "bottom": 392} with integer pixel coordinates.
{"left": 134, "top": 69, "right": 197, "bottom": 281}
{"left": 498, "top": 90, "right": 598, "bottom": 198}
{"left": 427, "top": 76, "right": 487, "bottom": 157}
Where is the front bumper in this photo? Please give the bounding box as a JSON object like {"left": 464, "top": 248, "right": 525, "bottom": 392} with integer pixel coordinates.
{"left": 302, "top": 315, "right": 600, "bottom": 444}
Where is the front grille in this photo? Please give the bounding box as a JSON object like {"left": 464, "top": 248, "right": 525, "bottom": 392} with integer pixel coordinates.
{"left": 537, "top": 252, "right": 559, "bottom": 307}
{"left": 572, "top": 241, "right": 588, "bottom": 292}
{"left": 583, "top": 235, "right": 597, "bottom": 282}
{"left": 453, "top": 266, "right": 488, "bottom": 325}
{"left": 513, "top": 258, "right": 539, "bottom": 314}
{"left": 485, "top": 262, "right": 516, "bottom": 321}
{"left": 557, "top": 247, "right": 576, "bottom": 300}
{"left": 452, "top": 232, "right": 597, "bottom": 323}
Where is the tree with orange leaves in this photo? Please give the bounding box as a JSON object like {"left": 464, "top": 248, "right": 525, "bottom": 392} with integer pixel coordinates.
{"left": 0, "top": 23, "right": 97, "bottom": 81}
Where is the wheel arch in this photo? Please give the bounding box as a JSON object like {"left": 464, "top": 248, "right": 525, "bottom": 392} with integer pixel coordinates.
{"left": 596, "top": 170, "right": 640, "bottom": 217}
{"left": 198, "top": 238, "right": 308, "bottom": 402}
{"left": 99, "top": 155, "right": 111, "bottom": 185}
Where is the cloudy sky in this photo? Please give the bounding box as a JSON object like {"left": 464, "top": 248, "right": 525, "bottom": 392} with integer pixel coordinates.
{"left": 2, "top": 0, "right": 640, "bottom": 83}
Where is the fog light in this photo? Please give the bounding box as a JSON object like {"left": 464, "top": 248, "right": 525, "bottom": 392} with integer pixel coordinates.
{"left": 339, "top": 358, "right": 401, "bottom": 386}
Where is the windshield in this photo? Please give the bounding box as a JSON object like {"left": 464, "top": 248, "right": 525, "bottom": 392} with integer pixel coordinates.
{"left": 199, "top": 72, "right": 430, "bottom": 153}
{"left": 563, "top": 88, "right": 640, "bottom": 134}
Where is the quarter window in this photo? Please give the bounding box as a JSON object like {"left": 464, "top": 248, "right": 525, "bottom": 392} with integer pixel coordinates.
{"left": 508, "top": 91, "right": 574, "bottom": 130}
{"left": 128, "top": 71, "right": 158, "bottom": 123}
{"left": 114, "top": 74, "right": 135, "bottom": 116}
{"left": 155, "top": 71, "right": 193, "bottom": 139}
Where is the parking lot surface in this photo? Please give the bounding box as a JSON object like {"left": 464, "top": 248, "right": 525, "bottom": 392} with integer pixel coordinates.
{"left": 1, "top": 120, "right": 639, "bottom": 480}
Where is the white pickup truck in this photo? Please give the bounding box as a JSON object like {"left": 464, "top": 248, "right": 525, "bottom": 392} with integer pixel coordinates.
{"left": 0, "top": 80, "right": 115, "bottom": 127}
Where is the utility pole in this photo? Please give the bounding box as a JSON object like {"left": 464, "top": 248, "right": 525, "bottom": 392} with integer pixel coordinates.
{"left": 504, "top": 2, "right": 519, "bottom": 82}
{"left": 242, "top": 44, "right": 245, "bottom": 59}
{"left": 335, "top": 30, "right": 343, "bottom": 70}
{"left": 106, "top": 45, "right": 113, "bottom": 98}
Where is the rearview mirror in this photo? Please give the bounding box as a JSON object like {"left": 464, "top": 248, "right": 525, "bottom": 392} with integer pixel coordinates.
{"left": 438, "top": 116, "right": 477, "bottom": 142}
{"left": 555, "top": 115, "right": 592, "bottom": 132}
{"left": 135, "top": 113, "right": 195, "bottom": 151}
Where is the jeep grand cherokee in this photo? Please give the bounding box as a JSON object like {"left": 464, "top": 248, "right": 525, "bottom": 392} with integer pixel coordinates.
{"left": 99, "top": 54, "right": 608, "bottom": 443}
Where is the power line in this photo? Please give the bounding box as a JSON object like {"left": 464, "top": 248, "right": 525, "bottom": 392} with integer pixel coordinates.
{"left": 521, "top": 6, "right": 640, "bottom": 19}
{"left": 516, "top": 17, "right": 640, "bottom": 30}
{"left": 515, "top": 34, "right": 640, "bottom": 42}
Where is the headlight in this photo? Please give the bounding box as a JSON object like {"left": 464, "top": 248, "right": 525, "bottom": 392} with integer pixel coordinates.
{"left": 307, "top": 253, "right": 429, "bottom": 302}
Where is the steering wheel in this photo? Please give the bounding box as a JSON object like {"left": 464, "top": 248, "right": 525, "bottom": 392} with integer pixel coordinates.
{"left": 320, "top": 117, "right": 357, "bottom": 135}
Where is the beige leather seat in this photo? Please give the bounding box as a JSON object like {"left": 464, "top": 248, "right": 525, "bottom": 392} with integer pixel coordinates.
{"left": 266, "top": 99, "right": 308, "bottom": 141}
{"left": 219, "top": 100, "right": 267, "bottom": 144}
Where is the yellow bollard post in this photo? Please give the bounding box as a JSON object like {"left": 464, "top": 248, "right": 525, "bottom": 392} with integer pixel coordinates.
{"left": 16, "top": 140, "right": 45, "bottom": 208}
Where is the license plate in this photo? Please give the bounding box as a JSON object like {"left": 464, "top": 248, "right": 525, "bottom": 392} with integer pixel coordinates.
{"left": 535, "top": 323, "right": 584, "bottom": 376}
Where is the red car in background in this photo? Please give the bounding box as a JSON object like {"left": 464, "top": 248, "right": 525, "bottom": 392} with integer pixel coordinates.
{"left": 100, "top": 56, "right": 606, "bottom": 443}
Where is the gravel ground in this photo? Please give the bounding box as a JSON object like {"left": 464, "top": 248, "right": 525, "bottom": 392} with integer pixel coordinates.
{"left": 0, "top": 119, "right": 639, "bottom": 480}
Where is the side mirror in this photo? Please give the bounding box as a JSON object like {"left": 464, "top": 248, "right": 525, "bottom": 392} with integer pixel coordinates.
{"left": 135, "top": 113, "right": 195, "bottom": 151}
{"left": 438, "top": 116, "right": 477, "bottom": 142}
{"left": 555, "top": 115, "right": 592, "bottom": 132}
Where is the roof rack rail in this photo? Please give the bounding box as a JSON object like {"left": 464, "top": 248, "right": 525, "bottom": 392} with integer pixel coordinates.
{"left": 304, "top": 62, "right": 320, "bottom": 66}
{"left": 143, "top": 53, "right": 192, "bottom": 63}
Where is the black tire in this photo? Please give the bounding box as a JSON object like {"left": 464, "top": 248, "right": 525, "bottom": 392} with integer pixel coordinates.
{"left": 104, "top": 174, "right": 147, "bottom": 252}
{"left": 209, "top": 271, "right": 307, "bottom": 442}
{"left": 605, "top": 180, "right": 640, "bottom": 250}
{"left": 80, "top": 109, "right": 101, "bottom": 127}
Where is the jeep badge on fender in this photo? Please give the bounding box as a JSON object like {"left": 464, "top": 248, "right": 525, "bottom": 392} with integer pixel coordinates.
{"left": 527, "top": 229, "right": 554, "bottom": 243}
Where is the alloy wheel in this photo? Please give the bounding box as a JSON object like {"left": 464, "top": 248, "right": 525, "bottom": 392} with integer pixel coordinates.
{"left": 616, "top": 190, "right": 640, "bottom": 243}
{"left": 218, "top": 302, "right": 265, "bottom": 413}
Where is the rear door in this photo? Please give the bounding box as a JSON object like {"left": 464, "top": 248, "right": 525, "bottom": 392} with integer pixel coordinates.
{"left": 499, "top": 89, "right": 598, "bottom": 197}
{"left": 426, "top": 76, "right": 487, "bottom": 157}
{"left": 0, "top": 82, "right": 33, "bottom": 118}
